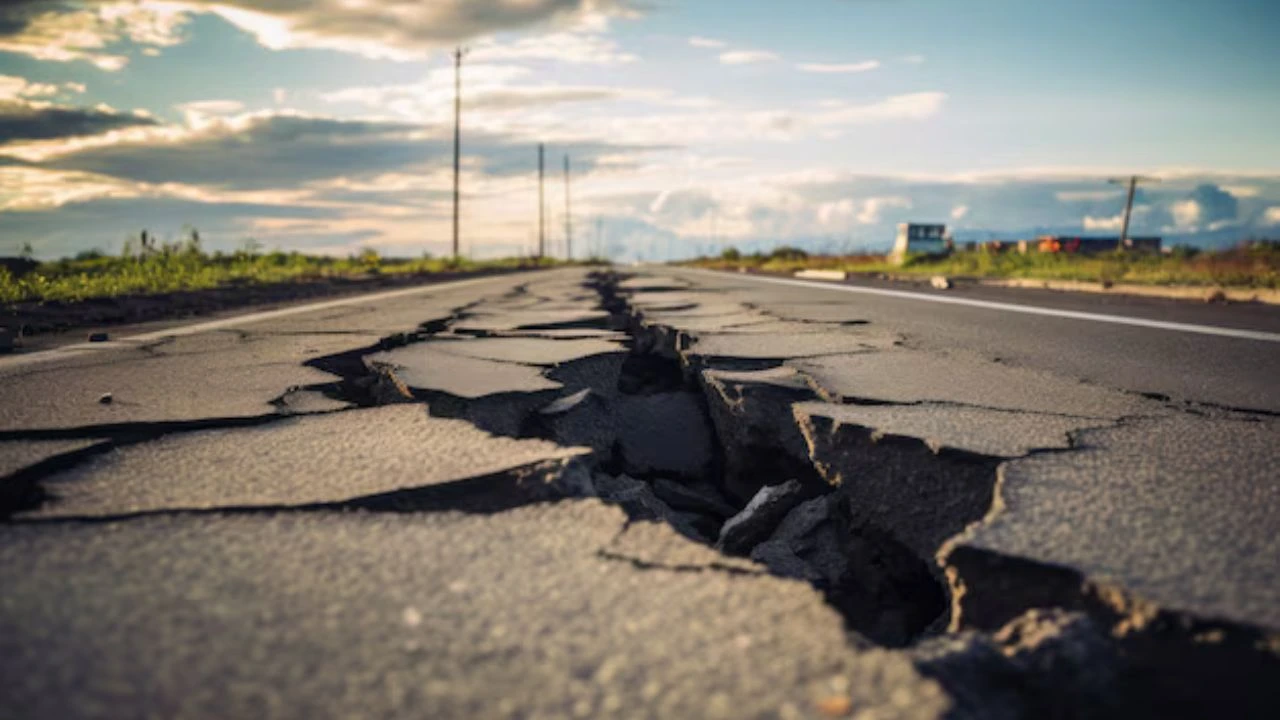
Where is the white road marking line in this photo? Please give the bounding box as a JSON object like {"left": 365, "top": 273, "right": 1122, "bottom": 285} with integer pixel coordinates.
{"left": 0, "top": 273, "right": 525, "bottom": 371}
{"left": 678, "top": 268, "right": 1280, "bottom": 343}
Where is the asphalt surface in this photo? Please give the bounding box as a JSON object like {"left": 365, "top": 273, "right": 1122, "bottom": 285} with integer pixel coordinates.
{"left": 0, "top": 505, "right": 945, "bottom": 720}
{"left": 1, "top": 266, "right": 1277, "bottom": 718}
{"left": 674, "top": 268, "right": 1280, "bottom": 413}
{"left": 650, "top": 268, "right": 1279, "bottom": 626}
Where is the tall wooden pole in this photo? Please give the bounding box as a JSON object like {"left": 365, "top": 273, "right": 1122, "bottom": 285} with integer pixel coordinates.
{"left": 538, "top": 143, "right": 545, "bottom": 259}
{"left": 451, "top": 47, "right": 463, "bottom": 259}
{"left": 1108, "top": 175, "right": 1159, "bottom": 248}
{"left": 563, "top": 155, "right": 572, "bottom": 260}
{"left": 1119, "top": 176, "right": 1137, "bottom": 247}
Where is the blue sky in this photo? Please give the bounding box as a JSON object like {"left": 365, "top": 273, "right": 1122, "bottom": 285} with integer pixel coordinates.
{"left": 1, "top": 0, "right": 1278, "bottom": 260}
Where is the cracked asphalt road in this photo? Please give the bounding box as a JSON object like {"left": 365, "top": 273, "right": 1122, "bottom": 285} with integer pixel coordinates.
{"left": 2, "top": 267, "right": 1278, "bottom": 718}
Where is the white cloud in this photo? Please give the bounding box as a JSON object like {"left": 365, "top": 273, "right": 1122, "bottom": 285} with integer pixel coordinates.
{"left": 1055, "top": 190, "right": 1123, "bottom": 202}
{"left": 720, "top": 50, "right": 779, "bottom": 65}
{"left": 689, "top": 36, "right": 726, "bottom": 49}
{"left": 817, "top": 199, "right": 854, "bottom": 224}
{"left": 796, "top": 61, "right": 879, "bottom": 74}
{"left": 177, "top": 99, "right": 247, "bottom": 125}
{"left": 1171, "top": 198, "right": 1201, "bottom": 228}
{"left": 517, "top": 91, "right": 948, "bottom": 151}
{"left": 0, "top": 166, "right": 145, "bottom": 211}
{"left": 950, "top": 204, "right": 969, "bottom": 220}
{"left": 201, "top": 0, "right": 637, "bottom": 59}
{"left": 0, "top": 3, "right": 188, "bottom": 70}
{"left": 1262, "top": 207, "right": 1280, "bottom": 226}
{"left": 470, "top": 29, "right": 638, "bottom": 66}
{"left": 317, "top": 63, "right": 632, "bottom": 126}
{"left": 1222, "top": 185, "right": 1260, "bottom": 198}
{"left": 1083, "top": 214, "right": 1124, "bottom": 231}
{"left": 100, "top": 2, "right": 190, "bottom": 46}
{"left": 856, "top": 196, "right": 911, "bottom": 224}
{"left": 0, "top": 75, "right": 60, "bottom": 101}
{"left": 0, "top": 1, "right": 636, "bottom": 64}
{"left": 813, "top": 92, "right": 946, "bottom": 125}
{"left": 800, "top": 194, "right": 914, "bottom": 227}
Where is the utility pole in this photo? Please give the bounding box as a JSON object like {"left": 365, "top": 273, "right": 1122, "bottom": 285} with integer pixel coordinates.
{"left": 537, "top": 143, "right": 545, "bottom": 260}
{"left": 451, "top": 46, "right": 467, "bottom": 260}
{"left": 563, "top": 154, "right": 573, "bottom": 261}
{"left": 1107, "top": 175, "right": 1160, "bottom": 248}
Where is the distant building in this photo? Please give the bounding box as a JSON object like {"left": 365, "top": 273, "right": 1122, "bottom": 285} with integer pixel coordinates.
{"left": 891, "top": 223, "right": 948, "bottom": 264}
{"left": 1036, "top": 235, "right": 1162, "bottom": 254}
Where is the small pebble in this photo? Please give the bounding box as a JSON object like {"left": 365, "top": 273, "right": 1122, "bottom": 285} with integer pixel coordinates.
{"left": 815, "top": 696, "right": 852, "bottom": 717}
{"left": 98, "top": 393, "right": 113, "bottom": 405}
{"left": 401, "top": 607, "right": 422, "bottom": 627}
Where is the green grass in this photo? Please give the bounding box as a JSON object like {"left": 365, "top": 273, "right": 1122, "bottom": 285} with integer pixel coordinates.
{"left": 690, "top": 242, "right": 1280, "bottom": 289}
{"left": 1, "top": 244, "right": 569, "bottom": 306}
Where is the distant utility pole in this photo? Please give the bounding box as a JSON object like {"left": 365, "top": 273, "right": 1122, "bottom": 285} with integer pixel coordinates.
{"left": 563, "top": 155, "right": 573, "bottom": 260}
{"left": 451, "top": 46, "right": 468, "bottom": 260}
{"left": 1108, "top": 175, "right": 1160, "bottom": 247}
{"left": 538, "top": 143, "right": 546, "bottom": 259}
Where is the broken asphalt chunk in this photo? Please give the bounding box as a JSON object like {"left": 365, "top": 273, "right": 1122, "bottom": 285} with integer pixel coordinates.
{"left": 0, "top": 501, "right": 954, "bottom": 720}
{"left": 366, "top": 344, "right": 561, "bottom": 399}
{"left": 788, "top": 349, "right": 1158, "bottom": 420}
{"left": 22, "top": 405, "right": 590, "bottom": 519}
{"left": 945, "top": 414, "right": 1280, "bottom": 634}
{"left": 717, "top": 479, "right": 807, "bottom": 556}
{"left": 701, "top": 366, "right": 820, "bottom": 503}
{"left": 426, "top": 336, "right": 624, "bottom": 367}
{"left": 791, "top": 401, "right": 1107, "bottom": 564}
{"left": 687, "top": 330, "right": 898, "bottom": 362}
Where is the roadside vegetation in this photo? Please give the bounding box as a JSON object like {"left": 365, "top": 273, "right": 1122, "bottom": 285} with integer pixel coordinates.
{"left": 1, "top": 231, "right": 566, "bottom": 306}
{"left": 690, "top": 241, "right": 1280, "bottom": 289}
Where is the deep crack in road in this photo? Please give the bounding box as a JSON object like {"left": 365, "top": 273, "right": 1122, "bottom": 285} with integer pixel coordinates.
{"left": 1, "top": 267, "right": 1277, "bottom": 719}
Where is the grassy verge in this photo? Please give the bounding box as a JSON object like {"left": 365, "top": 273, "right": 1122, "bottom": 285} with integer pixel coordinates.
{"left": 1, "top": 247, "right": 567, "bottom": 306}
{"left": 687, "top": 243, "right": 1280, "bottom": 289}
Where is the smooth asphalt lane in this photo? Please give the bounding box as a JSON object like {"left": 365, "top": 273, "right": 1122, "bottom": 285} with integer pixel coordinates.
{"left": 670, "top": 267, "right": 1280, "bottom": 413}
